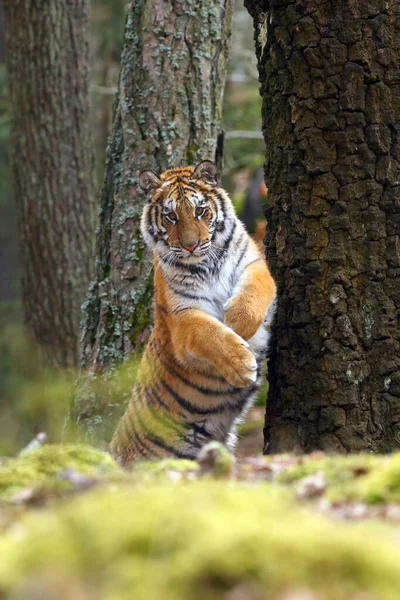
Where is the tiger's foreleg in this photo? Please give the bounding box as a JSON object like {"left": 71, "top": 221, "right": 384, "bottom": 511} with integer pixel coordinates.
{"left": 224, "top": 258, "right": 276, "bottom": 341}
{"left": 170, "top": 309, "right": 257, "bottom": 388}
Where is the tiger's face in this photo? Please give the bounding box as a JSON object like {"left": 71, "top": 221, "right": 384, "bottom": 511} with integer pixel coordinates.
{"left": 140, "top": 161, "right": 224, "bottom": 264}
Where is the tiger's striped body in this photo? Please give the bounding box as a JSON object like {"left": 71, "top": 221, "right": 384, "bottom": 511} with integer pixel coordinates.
{"left": 109, "top": 162, "right": 276, "bottom": 465}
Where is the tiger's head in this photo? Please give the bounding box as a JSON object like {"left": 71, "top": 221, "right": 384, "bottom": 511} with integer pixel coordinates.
{"left": 140, "top": 161, "right": 230, "bottom": 264}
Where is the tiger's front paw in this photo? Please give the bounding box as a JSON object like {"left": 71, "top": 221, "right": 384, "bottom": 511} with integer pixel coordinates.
{"left": 215, "top": 329, "right": 258, "bottom": 388}
{"left": 224, "top": 296, "right": 263, "bottom": 341}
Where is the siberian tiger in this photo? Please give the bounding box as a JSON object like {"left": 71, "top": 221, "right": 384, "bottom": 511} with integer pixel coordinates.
{"left": 109, "top": 161, "right": 276, "bottom": 465}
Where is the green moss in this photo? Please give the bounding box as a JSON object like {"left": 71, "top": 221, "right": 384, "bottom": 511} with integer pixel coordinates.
{"left": 197, "top": 441, "right": 235, "bottom": 477}
{"left": 1, "top": 445, "right": 400, "bottom": 598}
{"left": 276, "top": 452, "right": 400, "bottom": 505}
{"left": 0, "top": 444, "right": 119, "bottom": 499}
{"left": 133, "top": 458, "right": 199, "bottom": 482}
{"left": 355, "top": 453, "right": 400, "bottom": 504}
{"left": 102, "top": 263, "right": 111, "bottom": 279}
{"left": 128, "top": 278, "right": 154, "bottom": 349}
{"left": 278, "top": 453, "right": 380, "bottom": 485}
{"left": 186, "top": 143, "right": 199, "bottom": 164}
{"left": 135, "top": 458, "right": 197, "bottom": 472}
{"left": 1, "top": 482, "right": 400, "bottom": 599}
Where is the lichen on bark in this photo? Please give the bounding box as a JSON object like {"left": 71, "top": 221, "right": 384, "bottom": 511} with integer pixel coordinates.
{"left": 245, "top": 0, "right": 400, "bottom": 453}
{"left": 75, "top": 0, "right": 233, "bottom": 440}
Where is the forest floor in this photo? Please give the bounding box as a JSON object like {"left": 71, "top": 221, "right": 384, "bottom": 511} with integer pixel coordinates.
{"left": 0, "top": 440, "right": 400, "bottom": 600}
{"left": 236, "top": 406, "right": 265, "bottom": 459}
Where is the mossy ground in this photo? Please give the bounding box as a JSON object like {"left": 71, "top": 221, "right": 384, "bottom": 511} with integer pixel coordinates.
{"left": 275, "top": 452, "right": 400, "bottom": 504}
{"left": 1, "top": 444, "right": 400, "bottom": 599}
{"left": 0, "top": 444, "right": 119, "bottom": 500}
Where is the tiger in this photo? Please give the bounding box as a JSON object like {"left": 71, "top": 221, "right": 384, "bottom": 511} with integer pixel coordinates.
{"left": 109, "top": 160, "right": 276, "bottom": 465}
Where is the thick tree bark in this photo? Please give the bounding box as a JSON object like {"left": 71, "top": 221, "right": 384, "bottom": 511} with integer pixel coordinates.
{"left": 4, "top": 0, "right": 94, "bottom": 367}
{"left": 246, "top": 0, "right": 400, "bottom": 453}
{"left": 76, "top": 0, "right": 233, "bottom": 438}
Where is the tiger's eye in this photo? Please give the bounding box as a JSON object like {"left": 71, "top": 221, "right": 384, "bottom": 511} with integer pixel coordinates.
{"left": 164, "top": 211, "right": 177, "bottom": 223}
{"left": 195, "top": 207, "right": 205, "bottom": 217}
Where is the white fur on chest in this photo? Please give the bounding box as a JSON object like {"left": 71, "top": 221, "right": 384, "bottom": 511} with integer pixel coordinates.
{"left": 197, "top": 266, "right": 234, "bottom": 320}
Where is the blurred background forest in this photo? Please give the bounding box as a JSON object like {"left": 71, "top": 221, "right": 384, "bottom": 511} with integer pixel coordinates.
{"left": 0, "top": 0, "right": 266, "bottom": 455}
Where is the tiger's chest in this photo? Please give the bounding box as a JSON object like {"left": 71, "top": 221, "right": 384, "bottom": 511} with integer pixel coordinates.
{"left": 167, "top": 258, "right": 239, "bottom": 321}
{"left": 196, "top": 278, "right": 231, "bottom": 321}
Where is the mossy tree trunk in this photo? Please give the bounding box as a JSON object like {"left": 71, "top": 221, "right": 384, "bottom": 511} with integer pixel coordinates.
{"left": 246, "top": 0, "right": 400, "bottom": 453}
{"left": 76, "top": 0, "right": 233, "bottom": 439}
{"left": 4, "top": 0, "right": 94, "bottom": 367}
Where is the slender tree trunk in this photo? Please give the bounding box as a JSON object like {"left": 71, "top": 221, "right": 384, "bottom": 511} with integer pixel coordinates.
{"left": 4, "top": 0, "right": 94, "bottom": 367}
{"left": 76, "top": 0, "right": 233, "bottom": 438}
{"left": 246, "top": 0, "right": 400, "bottom": 453}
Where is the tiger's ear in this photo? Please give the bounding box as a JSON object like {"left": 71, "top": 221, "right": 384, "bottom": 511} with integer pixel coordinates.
{"left": 139, "top": 170, "right": 162, "bottom": 195}
{"left": 193, "top": 160, "right": 219, "bottom": 186}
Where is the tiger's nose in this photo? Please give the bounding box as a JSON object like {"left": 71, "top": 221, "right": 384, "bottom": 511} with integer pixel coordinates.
{"left": 183, "top": 242, "right": 198, "bottom": 253}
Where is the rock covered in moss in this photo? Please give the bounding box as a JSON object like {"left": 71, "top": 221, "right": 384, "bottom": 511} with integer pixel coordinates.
{"left": 197, "top": 441, "right": 235, "bottom": 478}
{"left": 132, "top": 458, "right": 199, "bottom": 483}
{"left": 0, "top": 444, "right": 119, "bottom": 500}
{"left": 3, "top": 443, "right": 400, "bottom": 510}
{"left": 1, "top": 483, "right": 400, "bottom": 599}
{"left": 356, "top": 453, "right": 400, "bottom": 504}
{"left": 274, "top": 452, "right": 400, "bottom": 504}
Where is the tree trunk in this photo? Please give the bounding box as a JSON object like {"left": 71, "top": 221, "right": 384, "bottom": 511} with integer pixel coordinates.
{"left": 76, "top": 0, "right": 233, "bottom": 439}
{"left": 4, "top": 0, "right": 94, "bottom": 367}
{"left": 245, "top": 0, "right": 400, "bottom": 453}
